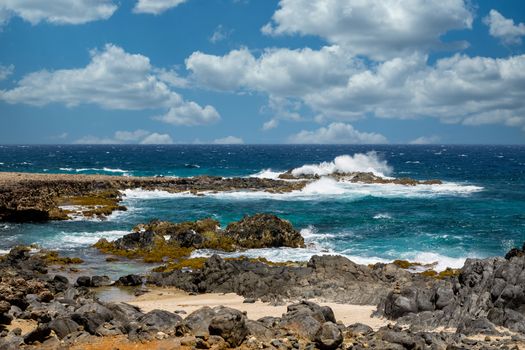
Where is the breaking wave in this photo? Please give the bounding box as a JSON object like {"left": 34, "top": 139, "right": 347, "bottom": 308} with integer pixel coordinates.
{"left": 291, "top": 152, "right": 393, "bottom": 178}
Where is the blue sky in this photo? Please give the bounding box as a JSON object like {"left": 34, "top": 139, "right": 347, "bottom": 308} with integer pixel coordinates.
{"left": 0, "top": 0, "right": 524, "bottom": 144}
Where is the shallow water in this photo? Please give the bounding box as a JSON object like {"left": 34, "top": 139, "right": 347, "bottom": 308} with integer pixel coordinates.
{"left": 0, "top": 145, "right": 524, "bottom": 275}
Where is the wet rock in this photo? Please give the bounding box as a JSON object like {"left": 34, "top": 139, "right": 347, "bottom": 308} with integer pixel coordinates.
{"left": 208, "top": 307, "right": 249, "bottom": 347}
{"left": 76, "top": 276, "right": 91, "bottom": 287}
{"left": 91, "top": 275, "right": 112, "bottom": 287}
{"left": 225, "top": 214, "right": 305, "bottom": 248}
{"left": 116, "top": 274, "right": 143, "bottom": 286}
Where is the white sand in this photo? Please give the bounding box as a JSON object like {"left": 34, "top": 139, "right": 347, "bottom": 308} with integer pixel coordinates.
{"left": 129, "top": 287, "right": 389, "bottom": 329}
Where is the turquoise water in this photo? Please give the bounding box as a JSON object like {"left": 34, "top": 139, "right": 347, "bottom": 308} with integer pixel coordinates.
{"left": 0, "top": 145, "right": 524, "bottom": 276}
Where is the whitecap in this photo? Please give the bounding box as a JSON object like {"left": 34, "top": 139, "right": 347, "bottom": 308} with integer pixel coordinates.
{"left": 42, "top": 230, "right": 129, "bottom": 249}
{"left": 121, "top": 179, "right": 483, "bottom": 202}
{"left": 249, "top": 169, "right": 283, "bottom": 180}
{"left": 59, "top": 167, "right": 129, "bottom": 174}
{"left": 405, "top": 161, "right": 421, "bottom": 164}
{"left": 373, "top": 213, "right": 392, "bottom": 220}
{"left": 291, "top": 152, "right": 392, "bottom": 178}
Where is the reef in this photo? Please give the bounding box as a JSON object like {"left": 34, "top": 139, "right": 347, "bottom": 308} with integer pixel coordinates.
{"left": 94, "top": 214, "right": 305, "bottom": 263}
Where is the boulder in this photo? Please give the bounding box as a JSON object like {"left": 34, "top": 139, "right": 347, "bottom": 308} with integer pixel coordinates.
{"left": 225, "top": 214, "right": 305, "bottom": 248}
{"left": 315, "top": 322, "right": 343, "bottom": 350}
{"left": 75, "top": 276, "right": 91, "bottom": 287}
{"left": 136, "top": 309, "right": 182, "bottom": 334}
{"left": 208, "top": 307, "right": 249, "bottom": 347}
{"left": 279, "top": 301, "right": 335, "bottom": 340}
{"left": 116, "top": 274, "right": 142, "bottom": 286}
{"left": 49, "top": 317, "right": 81, "bottom": 339}
{"left": 91, "top": 275, "right": 112, "bottom": 287}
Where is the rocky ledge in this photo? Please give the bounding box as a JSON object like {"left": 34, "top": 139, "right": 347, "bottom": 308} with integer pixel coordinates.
{"left": 279, "top": 170, "right": 442, "bottom": 186}
{"left": 0, "top": 172, "right": 306, "bottom": 222}
{"left": 0, "top": 171, "right": 443, "bottom": 222}
{"left": 94, "top": 214, "right": 305, "bottom": 264}
{"left": 0, "top": 246, "right": 524, "bottom": 350}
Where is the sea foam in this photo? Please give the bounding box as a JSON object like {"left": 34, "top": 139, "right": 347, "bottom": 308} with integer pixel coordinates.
{"left": 291, "top": 152, "right": 393, "bottom": 178}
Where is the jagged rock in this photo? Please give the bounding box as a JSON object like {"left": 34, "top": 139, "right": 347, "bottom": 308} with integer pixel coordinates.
{"left": 183, "top": 306, "right": 217, "bottom": 337}
{"left": 225, "top": 214, "right": 305, "bottom": 248}
{"left": 279, "top": 301, "right": 335, "bottom": 340}
{"left": 71, "top": 302, "right": 113, "bottom": 334}
{"left": 208, "top": 307, "right": 249, "bottom": 347}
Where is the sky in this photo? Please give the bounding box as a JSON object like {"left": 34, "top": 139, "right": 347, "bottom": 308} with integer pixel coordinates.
{"left": 0, "top": 0, "right": 524, "bottom": 145}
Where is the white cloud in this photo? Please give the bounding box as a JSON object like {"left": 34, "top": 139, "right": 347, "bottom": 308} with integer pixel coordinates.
{"left": 0, "top": 64, "right": 13, "bottom": 80}
{"left": 288, "top": 123, "right": 388, "bottom": 144}
{"left": 409, "top": 136, "right": 441, "bottom": 145}
{"left": 213, "top": 136, "right": 244, "bottom": 144}
{"left": 262, "top": 0, "right": 473, "bottom": 60}
{"left": 262, "top": 119, "right": 279, "bottom": 131}
{"left": 114, "top": 129, "right": 150, "bottom": 142}
{"left": 0, "top": 0, "right": 117, "bottom": 25}
{"left": 155, "top": 102, "right": 220, "bottom": 126}
{"left": 187, "top": 45, "right": 525, "bottom": 131}
{"left": 133, "top": 0, "right": 187, "bottom": 14}
{"left": 0, "top": 44, "right": 220, "bottom": 127}
{"left": 209, "top": 25, "right": 232, "bottom": 43}
{"left": 140, "top": 132, "right": 173, "bottom": 144}
{"left": 75, "top": 130, "right": 173, "bottom": 144}
{"left": 484, "top": 10, "right": 525, "bottom": 46}
{"left": 75, "top": 136, "right": 119, "bottom": 145}
{"left": 187, "top": 46, "right": 360, "bottom": 95}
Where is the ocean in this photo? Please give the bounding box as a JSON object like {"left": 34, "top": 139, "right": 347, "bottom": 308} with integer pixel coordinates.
{"left": 0, "top": 144, "right": 524, "bottom": 277}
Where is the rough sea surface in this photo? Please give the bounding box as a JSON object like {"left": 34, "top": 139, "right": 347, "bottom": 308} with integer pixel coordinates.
{"left": 0, "top": 145, "right": 523, "bottom": 276}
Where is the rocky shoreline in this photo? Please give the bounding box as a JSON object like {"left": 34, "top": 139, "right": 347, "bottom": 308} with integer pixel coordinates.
{"left": 0, "top": 242, "right": 524, "bottom": 349}
{"left": 0, "top": 171, "right": 442, "bottom": 223}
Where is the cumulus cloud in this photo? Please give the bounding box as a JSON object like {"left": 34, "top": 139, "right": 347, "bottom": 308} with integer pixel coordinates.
{"left": 409, "top": 136, "right": 441, "bottom": 145}
{"left": 187, "top": 45, "right": 525, "bottom": 131}
{"left": 213, "top": 136, "right": 244, "bottom": 144}
{"left": 0, "top": 64, "right": 13, "bottom": 80}
{"left": 0, "top": 0, "right": 117, "bottom": 25}
{"left": 484, "top": 10, "right": 525, "bottom": 46}
{"left": 140, "top": 132, "right": 173, "bottom": 144}
{"left": 75, "top": 130, "right": 173, "bottom": 144}
{"left": 133, "top": 0, "right": 187, "bottom": 14}
{"left": 0, "top": 44, "right": 220, "bottom": 127}
{"left": 288, "top": 123, "right": 388, "bottom": 144}
{"left": 262, "top": 0, "right": 473, "bottom": 60}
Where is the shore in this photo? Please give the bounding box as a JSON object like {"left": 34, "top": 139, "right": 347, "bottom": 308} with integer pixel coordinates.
{"left": 128, "top": 287, "right": 388, "bottom": 329}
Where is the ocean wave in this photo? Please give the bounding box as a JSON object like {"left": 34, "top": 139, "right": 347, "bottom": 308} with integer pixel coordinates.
{"left": 290, "top": 152, "right": 392, "bottom": 178}
{"left": 300, "top": 226, "right": 336, "bottom": 241}
{"left": 121, "top": 179, "right": 483, "bottom": 202}
{"left": 396, "top": 252, "right": 472, "bottom": 271}
{"left": 59, "top": 167, "right": 129, "bottom": 174}
{"left": 249, "top": 169, "right": 283, "bottom": 180}
{"left": 373, "top": 213, "right": 392, "bottom": 220}
{"left": 42, "top": 230, "right": 129, "bottom": 249}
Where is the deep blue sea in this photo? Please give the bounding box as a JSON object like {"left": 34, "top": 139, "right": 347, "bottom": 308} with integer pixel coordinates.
{"left": 0, "top": 145, "right": 524, "bottom": 277}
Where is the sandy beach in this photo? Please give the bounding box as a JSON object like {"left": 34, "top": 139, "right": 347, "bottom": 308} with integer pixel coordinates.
{"left": 129, "top": 287, "right": 389, "bottom": 329}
